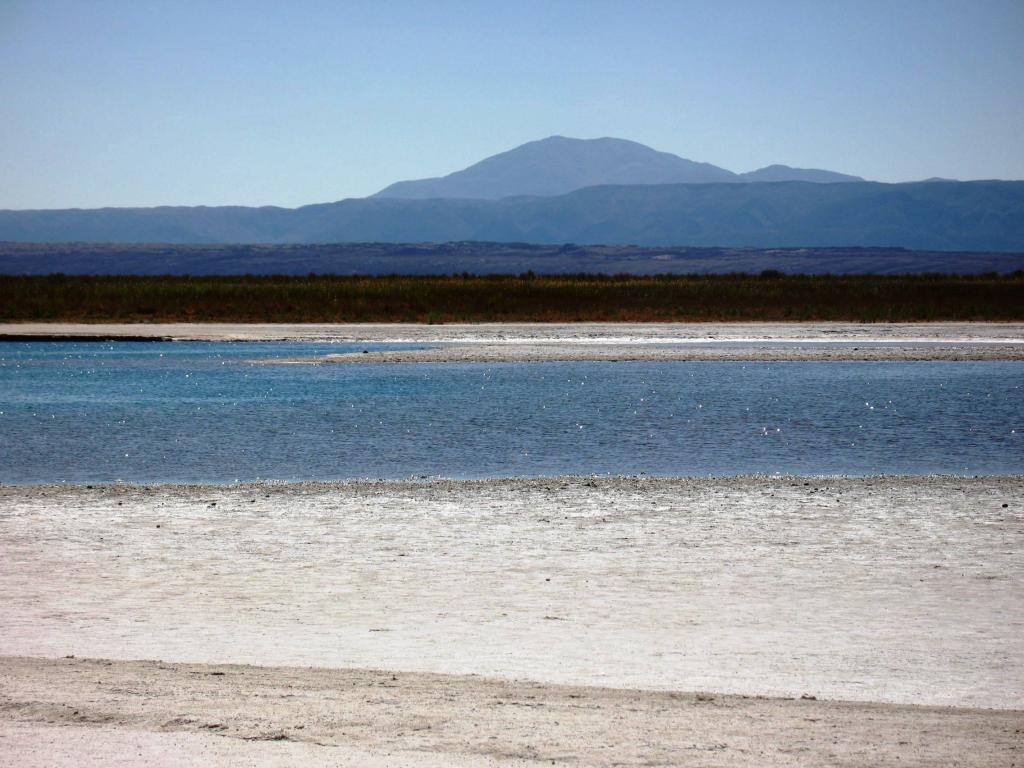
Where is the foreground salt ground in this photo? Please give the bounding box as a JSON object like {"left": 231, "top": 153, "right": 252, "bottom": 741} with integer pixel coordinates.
{"left": 1, "top": 476, "right": 1021, "bottom": 708}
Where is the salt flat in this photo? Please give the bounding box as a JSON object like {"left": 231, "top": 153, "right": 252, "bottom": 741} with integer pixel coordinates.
{"left": 2, "top": 475, "right": 1021, "bottom": 707}
{"left": 1, "top": 475, "right": 1022, "bottom": 765}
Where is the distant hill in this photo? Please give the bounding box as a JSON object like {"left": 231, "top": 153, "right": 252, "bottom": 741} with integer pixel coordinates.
{"left": 740, "top": 165, "right": 863, "bottom": 183}
{"left": 2, "top": 180, "right": 1023, "bottom": 251}
{"left": 373, "top": 136, "right": 862, "bottom": 199}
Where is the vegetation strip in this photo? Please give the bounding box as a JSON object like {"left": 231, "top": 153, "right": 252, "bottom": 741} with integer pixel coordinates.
{"left": 2, "top": 273, "right": 1023, "bottom": 323}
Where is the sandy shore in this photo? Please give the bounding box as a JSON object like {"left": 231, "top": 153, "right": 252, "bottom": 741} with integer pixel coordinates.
{"left": 270, "top": 342, "right": 1024, "bottom": 363}
{"left": 4, "top": 321, "right": 1023, "bottom": 361}
{"left": 2, "top": 655, "right": 1021, "bottom": 768}
{"left": 2, "top": 475, "right": 1022, "bottom": 765}
{"left": 2, "top": 320, "right": 1024, "bottom": 342}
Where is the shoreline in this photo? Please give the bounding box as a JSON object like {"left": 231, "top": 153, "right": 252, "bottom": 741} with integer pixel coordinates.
{"left": 2, "top": 655, "right": 1021, "bottom": 768}
{"left": 4, "top": 471, "right": 1023, "bottom": 491}
{"left": 266, "top": 342, "right": 1024, "bottom": 363}
{"left": 3, "top": 320, "right": 1024, "bottom": 342}
{"left": 4, "top": 321, "right": 1024, "bottom": 362}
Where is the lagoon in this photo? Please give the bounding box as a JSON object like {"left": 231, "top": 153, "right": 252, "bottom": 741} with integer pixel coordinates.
{"left": 0, "top": 341, "right": 1021, "bottom": 483}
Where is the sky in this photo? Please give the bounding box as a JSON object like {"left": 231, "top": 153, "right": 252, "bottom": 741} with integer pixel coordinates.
{"left": 1, "top": 0, "right": 1022, "bottom": 209}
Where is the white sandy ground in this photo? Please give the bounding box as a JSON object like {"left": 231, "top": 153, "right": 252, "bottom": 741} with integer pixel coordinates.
{"left": 1, "top": 477, "right": 1021, "bottom": 706}
{"left": 1, "top": 321, "right": 1023, "bottom": 343}
{"left": 2, "top": 657, "right": 1022, "bottom": 768}
{"left": 1, "top": 475, "right": 1023, "bottom": 765}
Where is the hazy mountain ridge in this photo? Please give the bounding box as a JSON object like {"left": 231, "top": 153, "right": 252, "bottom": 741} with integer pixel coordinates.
{"left": 373, "top": 136, "right": 863, "bottom": 199}
{"left": 2, "top": 180, "right": 1022, "bottom": 251}
{"left": 4, "top": 137, "right": 1019, "bottom": 255}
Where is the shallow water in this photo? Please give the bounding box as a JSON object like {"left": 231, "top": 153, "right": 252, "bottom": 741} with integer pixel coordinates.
{"left": 0, "top": 341, "right": 1021, "bottom": 483}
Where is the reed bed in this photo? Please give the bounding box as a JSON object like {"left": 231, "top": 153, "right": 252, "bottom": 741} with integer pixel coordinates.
{"left": 1, "top": 273, "right": 1022, "bottom": 322}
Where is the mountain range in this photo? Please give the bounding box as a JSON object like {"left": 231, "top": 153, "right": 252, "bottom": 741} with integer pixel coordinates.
{"left": 1, "top": 136, "right": 1022, "bottom": 253}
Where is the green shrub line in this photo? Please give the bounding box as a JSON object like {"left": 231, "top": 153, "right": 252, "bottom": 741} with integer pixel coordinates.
{"left": 1, "top": 273, "right": 1022, "bottom": 322}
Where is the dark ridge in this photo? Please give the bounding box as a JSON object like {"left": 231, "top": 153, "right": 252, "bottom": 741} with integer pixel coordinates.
{"left": 2, "top": 273, "right": 1021, "bottom": 323}
{"left": 1, "top": 242, "right": 1021, "bottom": 276}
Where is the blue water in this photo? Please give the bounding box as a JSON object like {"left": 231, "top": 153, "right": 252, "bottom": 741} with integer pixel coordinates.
{"left": 0, "top": 341, "right": 1021, "bottom": 483}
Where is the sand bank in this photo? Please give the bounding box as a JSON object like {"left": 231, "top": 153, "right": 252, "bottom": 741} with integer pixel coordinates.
{"left": 4, "top": 321, "right": 1024, "bottom": 361}
{"left": 0, "top": 321, "right": 1021, "bottom": 343}
{"left": 272, "top": 341, "right": 1024, "bottom": 362}
{"left": 2, "top": 655, "right": 1021, "bottom": 768}
{"left": 314, "top": 320, "right": 1024, "bottom": 362}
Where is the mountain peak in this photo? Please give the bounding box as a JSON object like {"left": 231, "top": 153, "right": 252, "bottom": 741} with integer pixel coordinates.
{"left": 373, "top": 136, "right": 738, "bottom": 200}
{"left": 740, "top": 164, "right": 864, "bottom": 183}
{"left": 373, "top": 137, "right": 868, "bottom": 200}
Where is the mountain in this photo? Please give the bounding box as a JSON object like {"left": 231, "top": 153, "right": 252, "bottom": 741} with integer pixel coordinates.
{"left": 373, "top": 136, "right": 738, "bottom": 199}
{"left": 2, "top": 180, "right": 1023, "bottom": 251}
{"left": 740, "top": 165, "right": 863, "bottom": 183}
{"left": 373, "top": 136, "right": 863, "bottom": 199}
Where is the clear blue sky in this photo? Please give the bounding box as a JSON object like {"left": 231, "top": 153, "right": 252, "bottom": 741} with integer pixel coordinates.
{"left": 1, "top": 0, "right": 1022, "bottom": 209}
